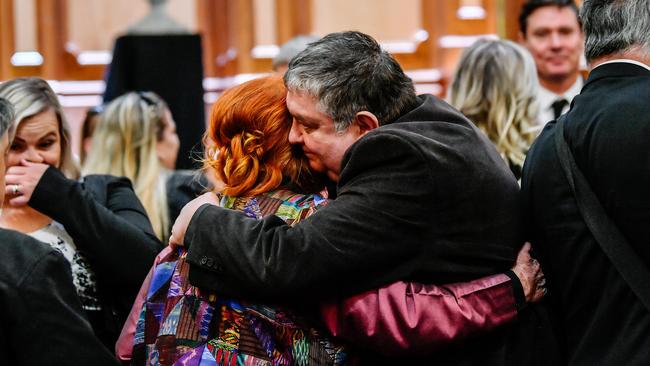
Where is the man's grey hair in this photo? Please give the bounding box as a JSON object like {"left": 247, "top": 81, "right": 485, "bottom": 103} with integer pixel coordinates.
{"left": 272, "top": 35, "right": 320, "bottom": 71}
{"left": 581, "top": 0, "right": 650, "bottom": 62}
{"left": 284, "top": 31, "right": 418, "bottom": 131}
{"left": 0, "top": 98, "right": 14, "bottom": 139}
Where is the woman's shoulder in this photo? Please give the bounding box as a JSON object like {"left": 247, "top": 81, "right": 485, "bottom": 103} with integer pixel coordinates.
{"left": 259, "top": 189, "right": 328, "bottom": 225}
{"left": 166, "top": 170, "right": 209, "bottom": 197}
{"left": 264, "top": 189, "right": 327, "bottom": 206}
{"left": 80, "top": 174, "right": 136, "bottom": 205}
{"left": 222, "top": 189, "right": 328, "bottom": 224}
{"left": 81, "top": 174, "right": 135, "bottom": 196}
{"left": 82, "top": 174, "right": 131, "bottom": 185}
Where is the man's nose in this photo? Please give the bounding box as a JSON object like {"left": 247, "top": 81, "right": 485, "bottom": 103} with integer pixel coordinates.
{"left": 550, "top": 33, "right": 562, "bottom": 49}
{"left": 288, "top": 120, "right": 302, "bottom": 145}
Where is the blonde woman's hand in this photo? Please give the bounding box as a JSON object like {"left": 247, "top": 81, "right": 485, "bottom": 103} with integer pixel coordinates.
{"left": 511, "top": 242, "right": 547, "bottom": 303}
{"left": 168, "top": 192, "right": 220, "bottom": 248}
{"left": 5, "top": 160, "right": 50, "bottom": 207}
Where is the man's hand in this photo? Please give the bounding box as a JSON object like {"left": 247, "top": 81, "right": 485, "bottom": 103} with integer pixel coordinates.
{"left": 5, "top": 160, "right": 49, "bottom": 206}
{"left": 168, "top": 191, "right": 220, "bottom": 248}
{"left": 511, "top": 242, "right": 546, "bottom": 303}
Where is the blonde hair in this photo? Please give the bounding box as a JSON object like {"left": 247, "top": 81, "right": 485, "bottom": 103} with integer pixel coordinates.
{"left": 82, "top": 91, "right": 170, "bottom": 240}
{"left": 0, "top": 78, "right": 80, "bottom": 179}
{"left": 448, "top": 39, "right": 539, "bottom": 173}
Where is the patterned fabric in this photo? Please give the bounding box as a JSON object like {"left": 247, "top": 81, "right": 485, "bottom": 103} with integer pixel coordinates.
{"left": 30, "top": 221, "right": 102, "bottom": 311}
{"left": 131, "top": 189, "right": 350, "bottom": 366}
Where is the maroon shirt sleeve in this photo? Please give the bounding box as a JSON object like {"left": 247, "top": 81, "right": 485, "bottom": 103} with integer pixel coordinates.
{"left": 320, "top": 273, "right": 517, "bottom": 356}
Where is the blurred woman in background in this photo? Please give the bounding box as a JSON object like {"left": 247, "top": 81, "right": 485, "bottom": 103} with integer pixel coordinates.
{"left": 78, "top": 104, "right": 103, "bottom": 165}
{"left": 448, "top": 39, "right": 539, "bottom": 179}
{"left": 83, "top": 91, "right": 207, "bottom": 242}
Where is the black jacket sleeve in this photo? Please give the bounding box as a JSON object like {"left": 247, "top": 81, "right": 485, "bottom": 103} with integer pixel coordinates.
{"left": 185, "top": 132, "right": 452, "bottom": 300}
{"left": 7, "top": 248, "right": 119, "bottom": 365}
{"left": 28, "top": 167, "right": 163, "bottom": 292}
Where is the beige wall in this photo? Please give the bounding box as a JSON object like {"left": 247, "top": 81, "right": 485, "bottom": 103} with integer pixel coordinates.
{"left": 312, "top": 0, "right": 422, "bottom": 41}
{"left": 13, "top": 0, "right": 37, "bottom": 51}
{"left": 66, "top": 0, "right": 197, "bottom": 51}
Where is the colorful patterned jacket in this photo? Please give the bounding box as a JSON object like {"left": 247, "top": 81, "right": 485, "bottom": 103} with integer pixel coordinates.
{"left": 120, "top": 190, "right": 350, "bottom": 366}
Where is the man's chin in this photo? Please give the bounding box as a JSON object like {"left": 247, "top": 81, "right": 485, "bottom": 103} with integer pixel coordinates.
{"left": 307, "top": 161, "right": 326, "bottom": 174}
{"left": 306, "top": 162, "right": 338, "bottom": 183}
{"left": 326, "top": 171, "right": 340, "bottom": 183}
{"left": 543, "top": 69, "right": 576, "bottom": 82}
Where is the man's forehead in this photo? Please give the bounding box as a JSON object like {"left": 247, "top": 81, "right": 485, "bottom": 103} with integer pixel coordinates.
{"left": 527, "top": 6, "right": 580, "bottom": 30}
{"left": 287, "top": 89, "right": 317, "bottom": 103}
{"left": 286, "top": 90, "right": 320, "bottom": 115}
{"left": 286, "top": 90, "right": 338, "bottom": 129}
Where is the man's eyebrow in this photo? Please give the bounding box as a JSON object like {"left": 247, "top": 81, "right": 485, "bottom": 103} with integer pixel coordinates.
{"left": 291, "top": 112, "right": 313, "bottom": 123}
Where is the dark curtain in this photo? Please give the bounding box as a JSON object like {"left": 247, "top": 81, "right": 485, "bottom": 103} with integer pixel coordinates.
{"left": 104, "top": 34, "right": 205, "bottom": 170}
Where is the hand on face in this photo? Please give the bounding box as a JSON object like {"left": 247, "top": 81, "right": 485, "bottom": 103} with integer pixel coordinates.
{"left": 168, "top": 191, "right": 220, "bottom": 248}
{"left": 4, "top": 159, "right": 49, "bottom": 206}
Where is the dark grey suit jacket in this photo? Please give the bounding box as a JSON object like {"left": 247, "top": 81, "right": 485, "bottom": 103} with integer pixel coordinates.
{"left": 0, "top": 229, "right": 119, "bottom": 365}
{"left": 522, "top": 62, "right": 650, "bottom": 365}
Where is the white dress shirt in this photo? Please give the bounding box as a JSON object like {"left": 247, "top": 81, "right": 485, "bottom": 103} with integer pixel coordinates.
{"left": 536, "top": 77, "right": 583, "bottom": 127}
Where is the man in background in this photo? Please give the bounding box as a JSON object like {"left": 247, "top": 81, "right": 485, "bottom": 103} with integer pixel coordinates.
{"left": 272, "top": 34, "right": 320, "bottom": 74}
{"left": 519, "top": 0, "right": 584, "bottom": 126}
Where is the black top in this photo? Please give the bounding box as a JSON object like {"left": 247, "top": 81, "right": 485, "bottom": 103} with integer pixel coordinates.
{"left": 183, "top": 95, "right": 559, "bottom": 364}
{"left": 0, "top": 228, "right": 119, "bottom": 365}
{"left": 29, "top": 167, "right": 163, "bottom": 349}
{"left": 166, "top": 170, "right": 209, "bottom": 226}
{"left": 522, "top": 62, "right": 650, "bottom": 365}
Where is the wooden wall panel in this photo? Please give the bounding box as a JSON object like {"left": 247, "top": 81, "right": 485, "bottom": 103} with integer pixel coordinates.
{"left": 0, "top": 0, "right": 15, "bottom": 80}
{"left": 503, "top": 0, "right": 525, "bottom": 40}
{"left": 37, "top": 0, "right": 66, "bottom": 79}
{"left": 198, "top": 0, "right": 232, "bottom": 77}
{"left": 13, "top": 0, "right": 38, "bottom": 52}
{"left": 1, "top": 0, "right": 533, "bottom": 95}
{"left": 66, "top": 0, "right": 197, "bottom": 51}
{"left": 275, "top": 0, "right": 312, "bottom": 44}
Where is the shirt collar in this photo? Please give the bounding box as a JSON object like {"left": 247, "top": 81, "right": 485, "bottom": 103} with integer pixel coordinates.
{"left": 593, "top": 59, "right": 650, "bottom": 72}
{"left": 538, "top": 76, "right": 583, "bottom": 109}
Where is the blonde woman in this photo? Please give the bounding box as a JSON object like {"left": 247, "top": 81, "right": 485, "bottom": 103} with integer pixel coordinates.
{"left": 83, "top": 91, "right": 206, "bottom": 241}
{"left": 448, "top": 39, "right": 539, "bottom": 179}
{"left": 0, "top": 78, "right": 161, "bottom": 349}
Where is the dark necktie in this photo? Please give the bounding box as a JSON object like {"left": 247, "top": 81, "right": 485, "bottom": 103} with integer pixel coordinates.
{"left": 551, "top": 99, "right": 568, "bottom": 120}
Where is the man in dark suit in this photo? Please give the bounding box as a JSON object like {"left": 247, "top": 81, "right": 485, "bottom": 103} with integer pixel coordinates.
{"left": 170, "top": 31, "right": 558, "bottom": 364}
{"left": 0, "top": 99, "right": 118, "bottom": 365}
{"left": 521, "top": 0, "right": 650, "bottom": 364}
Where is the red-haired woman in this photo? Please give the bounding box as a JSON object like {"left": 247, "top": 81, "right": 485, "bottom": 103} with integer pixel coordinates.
{"left": 118, "top": 76, "right": 543, "bottom": 364}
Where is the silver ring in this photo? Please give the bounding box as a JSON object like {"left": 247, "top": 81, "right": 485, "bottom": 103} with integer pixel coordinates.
{"left": 11, "top": 184, "right": 19, "bottom": 195}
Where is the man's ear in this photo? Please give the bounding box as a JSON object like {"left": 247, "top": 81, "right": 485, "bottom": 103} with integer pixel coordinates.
{"left": 353, "top": 111, "right": 379, "bottom": 136}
